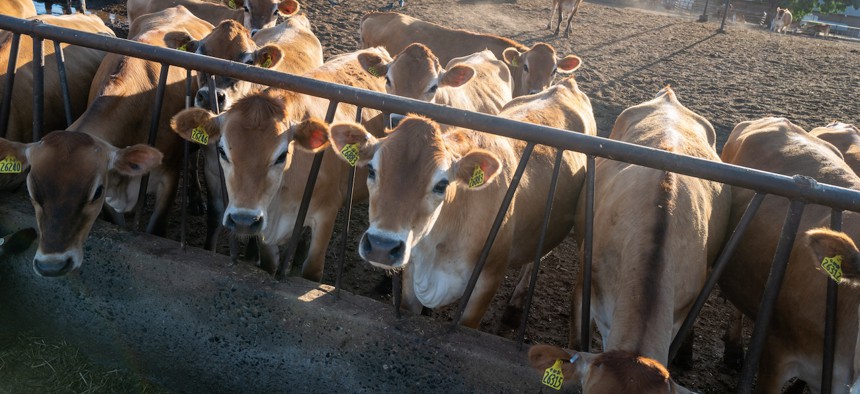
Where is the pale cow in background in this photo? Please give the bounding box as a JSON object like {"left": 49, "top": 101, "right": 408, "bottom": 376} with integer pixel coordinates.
{"left": 128, "top": 0, "right": 300, "bottom": 33}
{"left": 770, "top": 7, "right": 792, "bottom": 33}
{"left": 547, "top": 0, "right": 585, "bottom": 37}
{"left": 810, "top": 121, "right": 860, "bottom": 176}
{"left": 0, "top": 0, "right": 37, "bottom": 18}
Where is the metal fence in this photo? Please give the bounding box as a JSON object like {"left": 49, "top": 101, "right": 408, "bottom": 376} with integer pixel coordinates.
{"left": 1, "top": 14, "right": 858, "bottom": 394}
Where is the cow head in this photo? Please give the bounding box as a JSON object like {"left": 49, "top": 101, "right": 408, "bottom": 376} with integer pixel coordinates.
{"left": 528, "top": 345, "right": 693, "bottom": 394}
{"left": 164, "top": 20, "right": 284, "bottom": 111}
{"left": 222, "top": 0, "right": 301, "bottom": 33}
{"left": 358, "top": 43, "right": 476, "bottom": 103}
{"left": 329, "top": 116, "right": 501, "bottom": 269}
{"left": 0, "top": 132, "right": 161, "bottom": 277}
{"left": 502, "top": 43, "right": 581, "bottom": 96}
{"left": 805, "top": 228, "right": 860, "bottom": 286}
{"left": 170, "top": 90, "right": 327, "bottom": 237}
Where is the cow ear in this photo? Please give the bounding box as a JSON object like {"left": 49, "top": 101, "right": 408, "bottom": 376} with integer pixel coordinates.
{"left": 357, "top": 52, "right": 390, "bottom": 79}
{"left": 0, "top": 138, "right": 31, "bottom": 174}
{"left": 291, "top": 118, "right": 330, "bottom": 153}
{"left": 805, "top": 228, "right": 860, "bottom": 284}
{"left": 278, "top": 0, "right": 301, "bottom": 16}
{"left": 163, "top": 31, "right": 198, "bottom": 53}
{"left": 557, "top": 55, "right": 582, "bottom": 74}
{"left": 439, "top": 65, "right": 475, "bottom": 88}
{"left": 110, "top": 144, "right": 163, "bottom": 177}
{"left": 329, "top": 122, "right": 378, "bottom": 167}
{"left": 502, "top": 47, "right": 524, "bottom": 67}
{"left": 454, "top": 149, "right": 501, "bottom": 190}
{"left": 527, "top": 345, "right": 588, "bottom": 383}
{"left": 255, "top": 45, "right": 283, "bottom": 69}
{"left": 170, "top": 108, "right": 221, "bottom": 146}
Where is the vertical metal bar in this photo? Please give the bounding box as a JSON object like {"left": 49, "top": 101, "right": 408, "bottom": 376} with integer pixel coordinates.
{"left": 275, "top": 100, "right": 339, "bottom": 280}
{"left": 53, "top": 40, "right": 73, "bottom": 127}
{"left": 450, "top": 142, "right": 536, "bottom": 328}
{"left": 32, "top": 36, "right": 44, "bottom": 142}
{"left": 669, "top": 192, "right": 766, "bottom": 361}
{"left": 821, "top": 209, "right": 842, "bottom": 394}
{"left": 737, "top": 198, "right": 806, "bottom": 394}
{"left": 180, "top": 69, "right": 193, "bottom": 250}
{"left": 0, "top": 33, "right": 20, "bottom": 139}
{"left": 133, "top": 62, "right": 170, "bottom": 231}
{"left": 718, "top": 0, "right": 732, "bottom": 32}
{"left": 205, "top": 75, "right": 238, "bottom": 262}
{"left": 517, "top": 148, "right": 564, "bottom": 348}
{"left": 335, "top": 107, "right": 362, "bottom": 298}
{"left": 580, "top": 155, "right": 595, "bottom": 351}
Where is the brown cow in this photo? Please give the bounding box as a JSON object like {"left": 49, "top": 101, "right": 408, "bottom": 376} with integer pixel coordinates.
{"left": 360, "top": 12, "right": 582, "bottom": 97}
{"left": 170, "top": 48, "right": 390, "bottom": 279}
{"left": 719, "top": 117, "right": 860, "bottom": 392}
{"left": 327, "top": 76, "right": 595, "bottom": 327}
{"left": 528, "top": 344, "right": 693, "bottom": 393}
{"left": 66, "top": 6, "right": 214, "bottom": 235}
{"left": 358, "top": 43, "right": 513, "bottom": 117}
{"left": 810, "top": 122, "right": 860, "bottom": 176}
{"left": 0, "top": 0, "right": 37, "bottom": 18}
{"left": 771, "top": 7, "right": 793, "bottom": 33}
{"left": 128, "top": 0, "right": 300, "bottom": 34}
{"left": 0, "top": 131, "right": 162, "bottom": 276}
{"left": 547, "top": 0, "right": 585, "bottom": 37}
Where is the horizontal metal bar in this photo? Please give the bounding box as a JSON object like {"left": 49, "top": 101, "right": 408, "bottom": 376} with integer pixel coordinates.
{"left": 3, "top": 16, "right": 860, "bottom": 212}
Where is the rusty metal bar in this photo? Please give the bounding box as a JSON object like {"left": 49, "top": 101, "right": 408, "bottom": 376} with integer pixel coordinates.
{"left": 580, "top": 155, "right": 595, "bottom": 351}
{"left": 335, "top": 107, "right": 363, "bottom": 298}
{"left": 180, "top": 69, "right": 193, "bottom": 250}
{"left": 669, "top": 192, "right": 766, "bottom": 361}
{"left": 821, "top": 209, "right": 842, "bottom": 393}
{"left": 451, "top": 143, "right": 536, "bottom": 328}
{"left": 133, "top": 62, "right": 170, "bottom": 231}
{"left": 0, "top": 33, "right": 20, "bottom": 138}
{"left": 517, "top": 148, "right": 564, "bottom": 348}
{"left": 32, "top": 36, "right": 44, "bottom": 142}
{"left": 275, "top": 100, "right": 339, "bottom": 280}
{"left": 53, "top": 40, "right": 73, "bottom": 127}
{"left": 737, "top": 196, "right": 808, "bottom": 394}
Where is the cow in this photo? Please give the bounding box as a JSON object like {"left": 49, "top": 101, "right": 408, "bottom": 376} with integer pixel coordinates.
{"left": 163, "top": 16, "right": 323, "bottom": 250}
{"left": 547, "top": 0, "right": 585, "bottom": 37}
{"left": 326, "top": 75, "right": 596, "bottom": 327}
{"left": 528, "top": 344, "right": 694, "bottom": 393}
{"left": 360, "top": 12, "right": 582, "bottom": 97}
{"left": 357, "top": 43, "right": 513, "bottom": 118}
{"left": 128, "top": 0, "right": 300, "bottom": 34}
{"left": 0, "top": 131, "right": 162, "bottom": 277}
{"left": 170, "top": 47, "right": 390, "bottom": 279}
{"left": 771, "top": 7, "right": 792, "bottom": 33}
{"left": 810, "top": 122, "right": 860, "bottom": 176}
{"left": 66, "top": 6, "right": 214, "bottom": 235}
{"left": 0, "top": 0, "right": 37, "bottom": 18}
{"left": 719, "top": 117, "right": 860, "bottom": 393}
{"left": 566, "top": 87, "right": 730, "bottom": 379}
{"left": 42, "top": 0, "right": 87, "bottom": 15}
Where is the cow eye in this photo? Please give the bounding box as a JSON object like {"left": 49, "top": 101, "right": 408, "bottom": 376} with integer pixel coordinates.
{"left": 428, "top": 84, "right": 438, "bottom": 93}
{"left": 243, "top": 6, "right": 250, "bottom": 12}
{"left": 273, "top": 9, "right": 279, "bottom": 15}
{"left": 552, "top": 67, "right": 558, "bottom": 75}
{"left": 523, "top": 64, "right": 529, "bottom": 72}
{"left": 367, "top": 164, "right": 376, "bottom": 180}
{"left": 384, "top": 76, "right": 391, "bottom": 86}
{"left": 217, "top": 144, "right": 229, "bottom": 163}
{"left": 245, "top": 59, "right": 254, "bottom": 65}
{"left": 91, "top": 185, "right": 104, "bottom": 203}
{"left": 274, "top": 150, "right": 287, "bottom": 166}
{"left": 432, "top": 179, "right": 449, "bottom": 194}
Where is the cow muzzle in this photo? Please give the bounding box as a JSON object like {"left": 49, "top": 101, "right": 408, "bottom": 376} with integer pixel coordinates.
{"left": 224, "top": 211, "right": 264, "bottom": 236}
{"left": 195, "top": 88, "right": 227, "bottom": 111}
{"left": 32, "top": 250, "right": 80, "bottom": 277}
{"left": 359, "top": 232, "right": 405, "bottom": 268}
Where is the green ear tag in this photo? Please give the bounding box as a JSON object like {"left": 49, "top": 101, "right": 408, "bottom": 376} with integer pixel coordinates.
{"left": 228, "top": 0, "right": 238, "bottom": 9}
{"left": 341, "top": 143, "right": 359, "bottom": 167}
{"left": 368, "top": 65, "right": 382, "bottom": 77}
{"left": 261, "top": 55, "right": 273, "bottom": 68}
{"left": 191, "top": 126, "right": 209, "bottom": 145}
{"left": 468, "top": 165, "right": 485, "bottom": 188}
{"left": 541, "top": 359, "right": 564, "bottom": 390}
{"left": 821, "top": 255, "right": 844, "bottom": 283}
{"left": 0, "top": 155, "right": 23, "bottom": 174}
{"left": 177, "top": 43, "right": 188, "bottom": 52}
{"left": 511, "top": 57, "right": 521, "bottom": 67}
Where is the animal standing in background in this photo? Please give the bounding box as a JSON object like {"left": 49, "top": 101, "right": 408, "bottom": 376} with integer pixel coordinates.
{"left": 128, "top": 0, "right": 300, "bottom": 33}
{"left": 0, "top": 0, "right": 37, "bottom": 18}
{"left": 547, "top": 0, "right": 585, "bottom": 37}
{"left": 770, "top": 7, "right": 792, "bottom": 33}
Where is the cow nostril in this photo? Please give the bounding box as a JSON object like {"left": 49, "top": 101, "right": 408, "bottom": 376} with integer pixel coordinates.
{"left": 390, "top": 241, "right": 404, "bottom": 259}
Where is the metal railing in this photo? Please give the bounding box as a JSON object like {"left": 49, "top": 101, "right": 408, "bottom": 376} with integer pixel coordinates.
{"left": 1, "top": 15, "right": 857, "bottom": 393}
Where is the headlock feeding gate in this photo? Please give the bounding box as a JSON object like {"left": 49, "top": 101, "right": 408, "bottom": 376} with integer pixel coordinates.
{"left": 1, "top": 14, "right": 859, "bottom": 393}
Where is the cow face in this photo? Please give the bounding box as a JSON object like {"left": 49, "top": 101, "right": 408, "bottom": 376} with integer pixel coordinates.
{"left": 170, "top": 92, "right": 327, "bottom": 237}
{"left": 329, "top": 117, "right": 501, "bottom": 269}
{"left": 164, "top": 20, "right": 283, "bottom": 111}
{"left": 805, "top": 228, "right": 860, "bottom": 286}
{"left": 227, "top": 0, "right": 301, "bottom": 33}
{"left": 503, "top": 44, "right": 581, "bottom": 96}
{"left": 0, "top": 132, "right": 161, "bottom": 277}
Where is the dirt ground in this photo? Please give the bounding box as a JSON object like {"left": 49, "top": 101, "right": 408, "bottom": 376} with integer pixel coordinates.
{"left": 9, "top": 0, "right": 860, "bottom": 392}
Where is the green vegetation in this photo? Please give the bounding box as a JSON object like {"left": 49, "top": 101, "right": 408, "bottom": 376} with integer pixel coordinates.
{"left": 780, "top": 0, "right": 860, "bottom": 21}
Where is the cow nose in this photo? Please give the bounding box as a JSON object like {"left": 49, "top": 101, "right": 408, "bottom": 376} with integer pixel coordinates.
{"left": 33, "top": 256, "right": 75, "bottom": 277}
{"left": 225, "top": 212, "right": 264, "bottom": 235}
{"left": 251, "top": 29, "right": 260, "bottom": 36}
{"left": 215, "top": 90, "right": 227, "bottom": 109}
{"left": 361, "top": 233, "right": 405, "bottom": 266}
{"left": 195, "top": 89, "right": 211, "bottom": 109}
{"left": 528, "top": 89, "right": 540, "bottom": 95}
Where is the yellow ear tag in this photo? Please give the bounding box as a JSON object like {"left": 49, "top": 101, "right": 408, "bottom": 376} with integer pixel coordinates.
{"left": 0, "top": 155, "right": 23, "bottom": 174}
{"left": 821, "top": 255, "right": 844, "bottom": 283}
{"left": 468, "top": 165, "right": 485, "bottom": 188}
{"left": 177, "top": 43, "right": 188, "bottom": 52}
{"left": 511, "top": 57, "right": 521, "bottom": 67}
{"left": 341, "top": 143, "right": 359, "bottom": 167}
{"left": 228, "top": 0, "right": 238, "bottom": 9}
{"left": 191, "top": 126, "right": 209, "bottom": 145}
{"left": 368, "top": 65, "right": 382, "bottom": 77}
{"left": 541, "top": 359, "right": 564, "bottom": 390}
{"left": 261, "top": 55, "right": 273, "bottom": 68}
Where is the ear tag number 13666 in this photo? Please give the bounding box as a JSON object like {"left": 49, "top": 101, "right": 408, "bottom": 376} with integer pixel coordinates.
{"left": 541, "top": 359, "right": 564, "bottom": 390}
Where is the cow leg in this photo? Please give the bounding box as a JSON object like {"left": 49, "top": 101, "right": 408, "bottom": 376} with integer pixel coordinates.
{"left": 185, "top": 150, "right": 206, "bottom": 216}
{"left": 569, "top": 265, "right": 588, "bottom": 349}
{"left": 259, "top": 241, "right": 280, "bottom": 275}
{"left": 146, "top": 171, "right": 178, "bottom": 236}
{"left": 500, "top": 263, "right": 532, "bottom": 329}
{"left": 299, "top": 209, "right": 338, "bottom": 282}
{"left": 458, "top": 265, "right": 506, "bottom": 328}
{"left": 62, "top": 1, "right": 72, "bottom": 14}
{"left": 752, "top": 335, "right": 795, "bottom": 394}
{"left": 723, "top": 307, "right": 745, "bottom": 370}
{"left": 555, "top": 9, "right": 563, "bottom": 36}
{"left": 547, "top": 5, "right": 556, "bottom": 30}
{"left": 203, "top": 145, "right": 226, "bottom": 251}
{"left": 77, "top": 0, "right": 86, "bottom": 13}
{"left": 400, "top": 265, "right": 426, "bottom": 315}
{"left": 564, "top": 12, "right": 575, "bottom": 37}
{"left": 672, "top": 327, "right": 695, "bottom": 369}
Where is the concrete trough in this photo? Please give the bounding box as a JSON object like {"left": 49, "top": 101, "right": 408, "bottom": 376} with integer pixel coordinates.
{"left": 0, "top": 191, "right": 566, "bottom": 392}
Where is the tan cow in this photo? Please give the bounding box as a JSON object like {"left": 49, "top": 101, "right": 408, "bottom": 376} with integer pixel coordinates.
{"left": 0, "top": 131, "right": 162, "bottom": 276}
{"left": 810, "top": 122, "right": 860, "bottom": 176}
{"left": 128, "top": 0, "right": 300, "bottom": 33}
{"left": 327, "top": 76, "right": 595, "bottom": 327}
{"left": 567, "top": 87, "right": 729, "bottom": 383}
{"left": 170, "top": 48, "right": 390, "bottom": 279}
{"left": 66, "top": 6, "right": 214, "bottom": 235}
{"left": 358, "top": 43, "right": 513, "bottom": 117}
{"left": 0, "top": 0, "right": 37, "bottom": 18}
{"left": 771, "top": 7, "right": 793, "bottom": 33}
{"left": 547, "top": 0, "right": 585, "bottom": 37}
{"left": 719, "top": 117, "right": 860, "bottom": 393}
{"left": 528, "top": 344, "right": 693, "bottom": 393}
{"left": 360, "top": 12, "right": 582, "bottom": 97}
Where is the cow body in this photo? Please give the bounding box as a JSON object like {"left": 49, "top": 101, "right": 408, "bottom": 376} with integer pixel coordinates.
{"left": 128, "top": 0, "right": 300, "bottom": 32}
{"left": 810, "top": 122, "right": 860, "bottom": 176}
{"left": 547, "top": 0, "right": 585, "bottom": 37}
{"left": 771, "top": 7, "right": 792, "bottom": 33}
{"left": 719, "top": 117, "right": 860, "bottom": 393}
{"left": 0, "top": 0, "right": 37, "bottom": 18}
{"left": 360, "top": 12, "right": 581, "bottom": 97}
